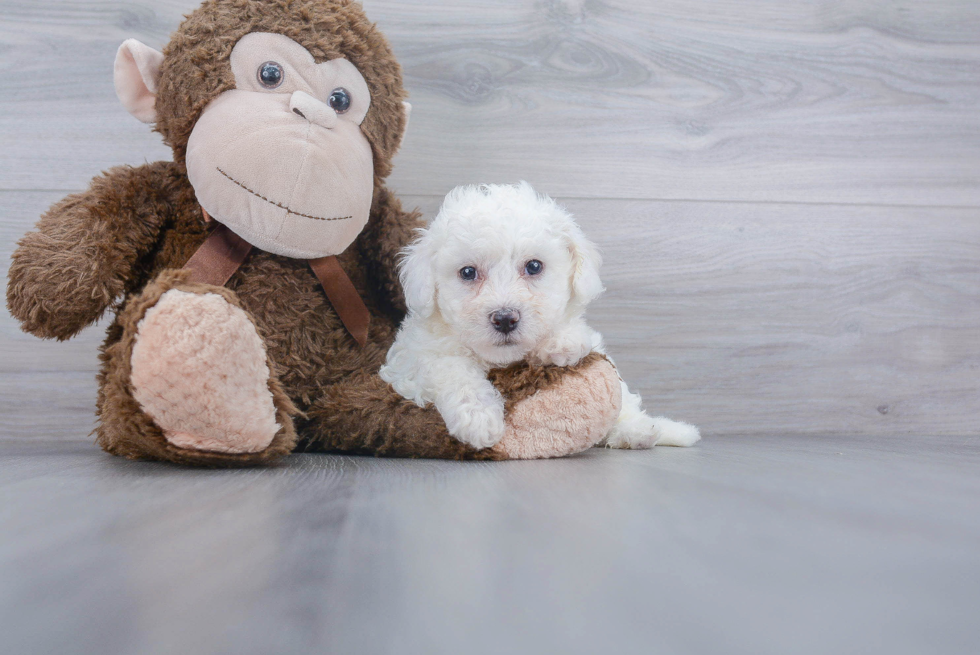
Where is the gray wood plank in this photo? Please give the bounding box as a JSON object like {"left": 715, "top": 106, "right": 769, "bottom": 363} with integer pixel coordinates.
{"left": 0, "top": 1, "right": 188, "bottom": 188}
{"left": 1, "top": 1, "right": 979, "bottom": 206}
{"left": 4, "top": 191, "right": 978, "bottom": 440}
{"left": 1, "top": 434, "right": 978, "bottom": 655}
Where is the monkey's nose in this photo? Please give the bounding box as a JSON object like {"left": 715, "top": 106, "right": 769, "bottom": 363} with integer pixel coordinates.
{"left": 289, "top": 91, "right": 337, "bottom": 129}
{"left": 490, "top": 309, "right": 521, "bottom": 334}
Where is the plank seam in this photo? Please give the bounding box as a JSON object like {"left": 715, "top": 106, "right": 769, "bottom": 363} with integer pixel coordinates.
{"left": 4, "top": 188, "right": 980, "bottom": 211}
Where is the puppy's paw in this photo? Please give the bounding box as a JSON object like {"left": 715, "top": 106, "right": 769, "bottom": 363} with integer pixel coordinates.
{"left": 531, "top": 330, "right": 593, "bottom": 368}
{"left": 440, "top": 391, "right": 506, "bottom": 450}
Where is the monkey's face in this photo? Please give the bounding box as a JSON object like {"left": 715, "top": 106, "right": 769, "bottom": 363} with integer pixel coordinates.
{"left": 185, "top": 33, "right": 375, "bottom": 259}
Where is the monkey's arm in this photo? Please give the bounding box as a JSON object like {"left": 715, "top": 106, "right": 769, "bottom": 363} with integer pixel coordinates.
{"left": 355, "top": 186, "right": 424, "bottom": 317}
{"left": 303, "top": 369, "right": 504, "bottom": 460}
{"left": 303, "top": 354, "right": 621, "bottom": 461}
{"left": 6, "top": 162, "right": 187, "bottom": 340}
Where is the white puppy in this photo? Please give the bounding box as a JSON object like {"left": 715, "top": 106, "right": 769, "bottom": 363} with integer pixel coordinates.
{"left": 380, "top": 182, "right": 700, "bottom": 451}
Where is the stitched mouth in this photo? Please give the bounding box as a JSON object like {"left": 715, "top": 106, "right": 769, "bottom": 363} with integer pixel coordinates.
{"left": 216, "top": 168, "right": 352, "bottom": 222}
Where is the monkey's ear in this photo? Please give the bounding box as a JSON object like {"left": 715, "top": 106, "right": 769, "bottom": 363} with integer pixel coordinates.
{"left": 114, "top": 39, "right": 164, "bottom": 124}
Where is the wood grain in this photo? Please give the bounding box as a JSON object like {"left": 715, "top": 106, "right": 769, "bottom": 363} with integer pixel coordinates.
{"left": 1, "top": 1, "right": 979, "bottom": 206}
{"left": 2, "top": 434, "right": 978, "bottom": 655}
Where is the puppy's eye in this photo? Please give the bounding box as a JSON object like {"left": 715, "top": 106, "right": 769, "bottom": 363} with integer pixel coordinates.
{"left": 524, "top": 260, "right": 543, "bottom": 276}
{"left": 459, "top": 266, "right": 478, "bottom": 281}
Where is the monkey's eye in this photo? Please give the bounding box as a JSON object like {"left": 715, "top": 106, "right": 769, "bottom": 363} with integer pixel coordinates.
{"left": 524, "top": 260, "right": 544, "bottom": 276}
{"left": 459, "top": 266, "right": 478, "bottom": 281}
{"left": 328, "top": 88, "right": 351, "bottom": 113}
{"left": 257, "top": 61, "right": 285, "bottom": 89}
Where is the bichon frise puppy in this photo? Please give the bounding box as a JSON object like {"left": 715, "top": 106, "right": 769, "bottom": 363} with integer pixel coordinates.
{"left": 380, "top": 182, "right": 700, "bottom": 451}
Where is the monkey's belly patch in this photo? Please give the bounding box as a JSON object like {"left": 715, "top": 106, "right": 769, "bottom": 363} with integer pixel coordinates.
{"left": 216, "top": 167, "right": 352, "bottom": 222}
{"left": 130, "top": 289, "right": 280, "bottom": 454}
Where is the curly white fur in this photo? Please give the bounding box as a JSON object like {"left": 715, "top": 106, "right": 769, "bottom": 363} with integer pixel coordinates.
{"left": 380, "top": 182, "right": 700, "bottom": 450}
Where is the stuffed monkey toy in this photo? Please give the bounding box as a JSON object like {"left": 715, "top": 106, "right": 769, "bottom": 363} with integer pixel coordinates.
{"left": 6, "top": 0, "right": 622, "bottom": 466}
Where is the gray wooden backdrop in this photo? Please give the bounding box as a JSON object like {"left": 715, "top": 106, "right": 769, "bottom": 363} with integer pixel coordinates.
{"left": 2, "top": 0, "right": 979, "bottom": 440}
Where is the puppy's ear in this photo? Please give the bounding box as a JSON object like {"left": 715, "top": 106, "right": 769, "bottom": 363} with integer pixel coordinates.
{"left": 399, "top": 229, "right": 437, "bottom": 318}
{"left": 567, "top": 223, "right": 604, "bottom": 306}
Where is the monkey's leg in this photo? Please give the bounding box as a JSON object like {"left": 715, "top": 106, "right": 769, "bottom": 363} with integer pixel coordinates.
{"left": 97, "top": 270, "right": 297, "bottom": 466}
{"left": 300, "top": 353, "right": 622, "bottom": 460}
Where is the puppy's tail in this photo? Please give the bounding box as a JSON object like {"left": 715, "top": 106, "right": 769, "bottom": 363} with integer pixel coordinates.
{"left": 651, "top": 417, "right": 701, "bottom": 447}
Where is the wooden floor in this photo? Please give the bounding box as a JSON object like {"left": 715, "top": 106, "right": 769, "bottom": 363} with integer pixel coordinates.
{"left": 2, "top": 434, "right": 979, "bottom": 655}
{"left": 1, "top": 1, "right": 979, "bottom": 653}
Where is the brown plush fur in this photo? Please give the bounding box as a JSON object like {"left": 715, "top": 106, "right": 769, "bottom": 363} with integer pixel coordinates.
{"left": 489, "top": 352, "right": 610, "bottom": 414}
{"left": 6, "top": 0, "right": 615, "bottom": 466}
{"left": 7, "top": 162, "right": 200, "bottom": 341}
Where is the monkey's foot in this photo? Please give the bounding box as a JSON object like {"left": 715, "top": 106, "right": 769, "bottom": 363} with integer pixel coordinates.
{"left": 130, "top": 289, "right": 280, "bottom": 454}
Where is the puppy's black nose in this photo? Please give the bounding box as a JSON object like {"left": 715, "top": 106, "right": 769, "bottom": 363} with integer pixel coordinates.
{"left": 490, "top": 309, "right": 521, "bottom": 334}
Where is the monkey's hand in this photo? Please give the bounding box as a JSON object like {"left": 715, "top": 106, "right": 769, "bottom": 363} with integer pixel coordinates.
{"left": 6, "top": 162, "right": 180, "bottom": 340}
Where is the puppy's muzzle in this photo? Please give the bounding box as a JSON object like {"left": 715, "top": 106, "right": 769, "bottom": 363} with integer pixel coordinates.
{"left": 490, "top": 309, "right": 520, "bottom": 334}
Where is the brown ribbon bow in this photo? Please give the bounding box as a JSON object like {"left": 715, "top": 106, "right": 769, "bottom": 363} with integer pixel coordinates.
{"left": 183, "top": 218, "right": 370, "bottom": 348}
